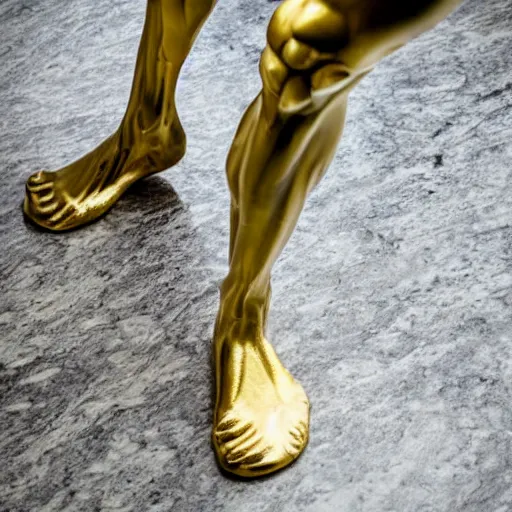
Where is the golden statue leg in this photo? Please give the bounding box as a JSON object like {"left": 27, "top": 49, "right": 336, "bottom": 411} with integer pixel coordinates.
{"left": 212, "top": 0, "right": 463, "bottom": 478}
{"left": 24, "top": 0, "right": 216, "bottom": 231}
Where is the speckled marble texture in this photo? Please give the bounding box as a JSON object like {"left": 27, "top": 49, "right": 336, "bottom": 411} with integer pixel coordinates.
{"left": 1, "top": 0, "right": 512, "bottom": 510}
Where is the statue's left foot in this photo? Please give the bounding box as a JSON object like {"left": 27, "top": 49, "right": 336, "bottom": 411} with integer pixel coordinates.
{"left": 24, "top": 111, "right": 185, "bottom": 231}
{"left": 213, "top": 332, "right": 310, "bottom": 478}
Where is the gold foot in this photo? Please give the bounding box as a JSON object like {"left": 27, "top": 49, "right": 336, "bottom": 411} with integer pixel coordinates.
{"left": 23, "top": 0, "right": 220, "bottom": 231}
{"left": 213, "top": 332, "right": 310, "bottom": 478}
{"left": 211, "top": 0, "right": 464, "bottom": 478}
{"left": 24, "top": 120, "right": 185, "bottom": 231}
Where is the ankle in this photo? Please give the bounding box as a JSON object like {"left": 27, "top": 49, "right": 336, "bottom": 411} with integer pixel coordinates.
{"left": 216, "top": 299, "right": 268, "bottom": 344}
{"left": 120, "top": 112, "right": 186, "bottom": 170}
{"left": 214, "top": 315, "right": 265, "bottom": 348}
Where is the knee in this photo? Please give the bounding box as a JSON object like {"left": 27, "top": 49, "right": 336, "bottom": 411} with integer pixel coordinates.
{"left": 267, "top": 0, "right": 350, "bottom": 66}
{"left": 260, "top": 0, "right": 354, "bottom": 116}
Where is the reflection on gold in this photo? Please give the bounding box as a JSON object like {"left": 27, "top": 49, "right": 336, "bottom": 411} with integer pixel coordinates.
{"left": 213, "top": 0, "right": 462, "bottom": 478}
{"left": 24, "top": 0, "right": 462, "bottom": 477}
{"left": 24, "top": 0, "right": 216, "bottom": 231}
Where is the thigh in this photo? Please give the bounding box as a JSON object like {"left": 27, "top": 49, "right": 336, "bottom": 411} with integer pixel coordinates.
{"left": 328, "top": 0, "right": 462, "bottom": 71}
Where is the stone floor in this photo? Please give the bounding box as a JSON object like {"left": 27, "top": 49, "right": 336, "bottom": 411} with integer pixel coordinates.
{"left": 1, "top": 0, "right": 512, "bottom": 510}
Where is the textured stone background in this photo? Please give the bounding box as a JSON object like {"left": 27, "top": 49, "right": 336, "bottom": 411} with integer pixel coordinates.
{"left": 1, "top": 0, "right": 512, "bottom": 510}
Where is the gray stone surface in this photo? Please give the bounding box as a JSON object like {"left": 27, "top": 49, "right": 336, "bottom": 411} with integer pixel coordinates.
{"left": 1, "top": 0, "right": 512, "bottom": 510}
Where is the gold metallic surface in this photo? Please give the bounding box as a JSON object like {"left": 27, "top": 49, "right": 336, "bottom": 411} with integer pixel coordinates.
{"left": 24, "top": 0, "right": 216, "bottom": 231}
{"left": 24, "top": 0, "right": 462, "bottom": 477}
{"left": 213, "top": 0, "right": 462, "bottom": 478}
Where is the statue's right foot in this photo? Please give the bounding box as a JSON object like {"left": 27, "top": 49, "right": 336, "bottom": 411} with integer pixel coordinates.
{"left": 24, "top": 113, "right": 185, "bottom": 232}
{"left": 213, "top": 329, "right": 310, "bottom": 478}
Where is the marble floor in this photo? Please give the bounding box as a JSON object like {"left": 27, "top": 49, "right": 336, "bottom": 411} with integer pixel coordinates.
{"left": 1, "top": 0, "right": 512, "bottom": 510}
